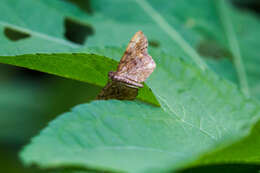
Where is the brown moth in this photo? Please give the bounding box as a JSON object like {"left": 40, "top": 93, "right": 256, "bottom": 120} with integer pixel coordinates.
{"left": 109, "top": 31, "right": 156, "bottom": 88}
{"left": 97, "top": 31, "right": 156, "bottom": 100}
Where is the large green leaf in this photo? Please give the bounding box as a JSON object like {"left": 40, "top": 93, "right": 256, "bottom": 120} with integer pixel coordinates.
{"left": 1, "top": 0, "right": 260, "bottom": 172}
{"left": 0, "top": 52, "right": 159, "bottom": 106}
{"left": 0, "top": 53, "right": 114, "bottom": 86}
{"left": 20, "top": 52, "right": 260, "bottom": 173}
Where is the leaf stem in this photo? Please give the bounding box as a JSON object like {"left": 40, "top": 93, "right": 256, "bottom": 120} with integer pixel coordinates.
{"left": 134, "top": 0, "right": 208, "bottom": 71}
{"left": 216, "top": 0, "right": 250, "bottom": 98}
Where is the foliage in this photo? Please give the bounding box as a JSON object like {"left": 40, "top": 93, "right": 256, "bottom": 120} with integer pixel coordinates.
{"left": 0, "top": 0, "right": 260, "bottom": 172}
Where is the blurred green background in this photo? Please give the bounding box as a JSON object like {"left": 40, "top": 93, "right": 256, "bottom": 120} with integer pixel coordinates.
{"left": 1, "top": 0, "right": 260, "bottom": 172}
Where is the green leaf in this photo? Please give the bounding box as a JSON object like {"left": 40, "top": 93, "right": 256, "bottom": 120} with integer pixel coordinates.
{"left": 0, "top": 0, "right": 204, "bottom": 66}
{"left": 0, "top": 52, "right": 159, "bottom": 106}
{"left": 158, "top": 0, "right": 260, "bottom": 100}
{"left": 0, "top": 53, "right": 114, "bottom": 86}
{"left": 0, "top": 0, "right": 84, "bottom": 47}
{"left": 1, "top": 0, "right": 260, "bottom": 171}
{"left": 192, "top": 120, "right": 260, "bottom": 166}
{"left": 222, "top": 6, "right": 260, "bottom": 100}
{"left": 145, "top": 3, "right": 260, "bottom": 167}
{"left": 0, "top": 0, "right": 88, "bottom": 55}
{"left": 0, "top": 25, "right": 77, "bottom": 55}
{"left": 88, "top": 0, "right": 209, "bottom": 68}
{"left": 0, "top": 0, "right": 161, "bottom": 106}
{"left": 20, "top": 53, "right": 260, "bottom": 173}
{"left": 205, "top": 58, "right": 238, "bottom": 84}
{"left": 134, "top": 0, "right": 208, "bottom": 71}
{"left": 215, "top": 0, "right": 250, "bottom": 97}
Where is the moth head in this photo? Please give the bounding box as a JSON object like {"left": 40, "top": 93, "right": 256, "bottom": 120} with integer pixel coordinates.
{"left": 108, "top": 71, "right": 116, "bottom": 79}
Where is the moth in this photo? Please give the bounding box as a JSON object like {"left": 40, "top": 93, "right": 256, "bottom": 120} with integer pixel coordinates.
{"left": 97, "top": 31, "right": 156, "bottom": 100}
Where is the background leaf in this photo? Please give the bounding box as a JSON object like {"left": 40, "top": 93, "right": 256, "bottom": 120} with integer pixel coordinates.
{"left": 155, "top": 0, "right": 260, "bottom": 100}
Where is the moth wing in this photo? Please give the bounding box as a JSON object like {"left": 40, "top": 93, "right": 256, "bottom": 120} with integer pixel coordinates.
{"left": 116, "top": 31, "right": 156, "bottom": 83}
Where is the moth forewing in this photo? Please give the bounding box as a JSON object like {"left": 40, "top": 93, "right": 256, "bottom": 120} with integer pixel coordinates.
{"left": 97, "top": 31, "right": 156, "bottom": 100}
{"left": 109, "top": 31, "right": 156, "bottom": 87}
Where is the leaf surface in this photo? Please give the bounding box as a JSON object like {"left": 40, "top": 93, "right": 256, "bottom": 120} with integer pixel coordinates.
{"left": 156, "top": 0, "right": 260, "bottom": 100}
{"left": 1, "top": 0, "right": 260, "bottom": 172}
{"left": 20, "top": 52, "right": 260, "bottom": 173}
{"left": 0, "top": 52, "right": 159, "bottom": 106}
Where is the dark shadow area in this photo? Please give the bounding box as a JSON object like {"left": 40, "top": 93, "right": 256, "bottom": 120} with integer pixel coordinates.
{"left": 65, "top": 0, "right": 92, "bottom": 14}
{"left": 179, "top": 164, "right": 260, "bottom": 173}
{"left": 47, "top": 166, "right": 114, "bottom": 173}
{"left": 0, "top": 64, "right": 100, "bottom": 173}
{"left": 197, "top": 40, "right": 232, "bottom": 59}
{"left": 232, "top": 0, "right": 260, "bottom": 16}
{"left": 0, "top": 146, "right": 45, "bottom": 173}
{"left": 10, "top": 67, "right": 49, "bottom": 82}
{"left": 4, "top": 27, "right": 30, "bottom": 41}
{"left": 149, "top": 40, "right": 160, "bottom": 48}
{"left": 64, "top": 18, "right": 94, "bottom": 45}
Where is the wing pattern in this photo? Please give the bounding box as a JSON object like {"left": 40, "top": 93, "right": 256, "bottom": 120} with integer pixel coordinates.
{"left": 109, "top": 31, "right": 156, "bottom": 88}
